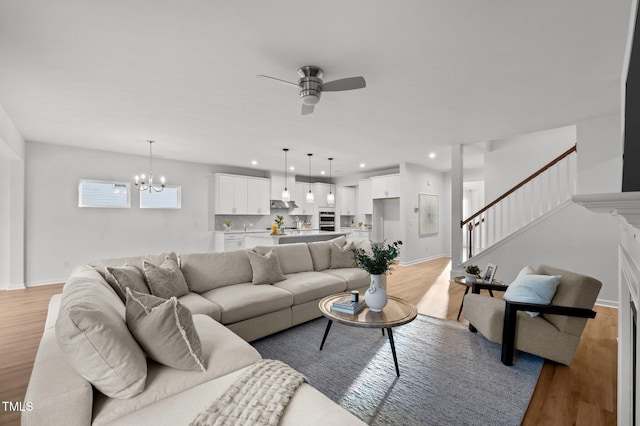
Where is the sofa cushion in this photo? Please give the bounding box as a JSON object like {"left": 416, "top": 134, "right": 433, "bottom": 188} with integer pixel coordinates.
{"left": 307, "top": 237, "right": 348, "bottom": 271}
{"left": 55, "top": 266, "right": 147, "bottom": 399}
{"left": 89, "top": 252, "right": 179, "bottom": 279}
{"left": 254, "top": 243, "right": 314, "bottom": 275}
{"left": 274, "top": 271, "right": 346, "bottom": 305}
{"left": 321, "top": 268, "right": 371, "bottom": 291}
{"left": 178, "top": 292, "right": 222, "bottom": 321}
{"left": 180, "top": 251, "right": 253, "bottom": 292}
{"left": 201, "top": 284, "right": 294, "bottom": 325}
{"left": 330, "top": 242, "right": 358, "bottom": 269}
{"left": 126, "top": 289, "right": 205, "bottom": 371}
{"left": 247, "top": 249, "right": 287, "bottom": 285}
{"left": 105, "top": 264, "right": 149, "bottom": 302}
{"left": 347, "top": 238, "right": 373, "bottom": 256}
{"left": 92, "top": 315, "right": 262, "bottom": 425}
{"left": 143, "top": 256, "right": 189, "bottom": 299}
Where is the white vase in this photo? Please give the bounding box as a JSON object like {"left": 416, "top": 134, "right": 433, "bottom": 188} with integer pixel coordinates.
{"left": 365, "top": 274, "right": 388, "bottom": 312}
{"left": 465, "top": 275, "right": 476, "bottom": 284}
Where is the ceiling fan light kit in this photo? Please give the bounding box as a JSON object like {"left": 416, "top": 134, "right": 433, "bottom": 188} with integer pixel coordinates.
{"left": 258, "top": 65, "right": 366, "bottom": 115}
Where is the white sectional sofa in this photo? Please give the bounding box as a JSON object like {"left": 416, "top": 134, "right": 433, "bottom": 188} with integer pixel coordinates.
{"left": 23, "top": 238, "right": 369, "bottom": 425}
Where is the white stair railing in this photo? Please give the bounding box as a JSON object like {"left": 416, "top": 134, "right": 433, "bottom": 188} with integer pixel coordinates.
{"left": 462, "top": 144, "right": 577, "bottom": 260}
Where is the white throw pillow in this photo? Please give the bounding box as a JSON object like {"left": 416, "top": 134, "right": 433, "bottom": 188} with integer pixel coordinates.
{"left": 503, "top": 273, "right": 561, "bottom": 317}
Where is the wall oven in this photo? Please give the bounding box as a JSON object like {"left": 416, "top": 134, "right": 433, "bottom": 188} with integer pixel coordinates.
{"left": 319, "top": 210, "right": 335, "bottom": 232}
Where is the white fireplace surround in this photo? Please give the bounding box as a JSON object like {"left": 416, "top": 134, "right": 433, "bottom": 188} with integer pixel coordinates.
{"left": 573, "top": 192, "right": 640, "bottom": 426}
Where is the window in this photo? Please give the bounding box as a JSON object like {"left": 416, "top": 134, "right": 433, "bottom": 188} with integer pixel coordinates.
{"left": 79, "top": 180, "right": 131, "bottom": 208}
{"left": 140, "top": 186, "right": 182, "bottom": 209}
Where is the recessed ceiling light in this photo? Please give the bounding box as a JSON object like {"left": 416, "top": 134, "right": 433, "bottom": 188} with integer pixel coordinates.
{"left": 290, "top": 166, "right": 295, "bottom": 171}
{"left": 429, "top": 153, "right": 436, "bottom": 159}
{"left": 320, "top": 170, "right": 326, "bottom": 175}
{"left": 251, "top": 160, "right": 258, "bottom": 165}
{"left": 360, "top": 163, "right": 365, "bottom": 168}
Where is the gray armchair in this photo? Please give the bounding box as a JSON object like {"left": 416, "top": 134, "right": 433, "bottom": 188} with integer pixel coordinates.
{"left": 462, "top": 265, "right": 601, "bottom": 365}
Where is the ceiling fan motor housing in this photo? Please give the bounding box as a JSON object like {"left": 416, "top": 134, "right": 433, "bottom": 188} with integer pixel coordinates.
{"left": 298, "top": 66, "right": 323, "bottom": 105}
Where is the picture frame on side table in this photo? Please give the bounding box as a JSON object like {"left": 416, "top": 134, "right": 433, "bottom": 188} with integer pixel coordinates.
{"left": 483, "top": 263, "right": 497, "bottom": 284}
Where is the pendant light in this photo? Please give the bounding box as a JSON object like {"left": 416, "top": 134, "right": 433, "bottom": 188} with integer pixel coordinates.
{"left": 306, "top": 153, "right": 315, "bottom": 203}
{"left": 281, "top": 148, "right": 291, "bottom": 202}
{"left": 327, "top": 157, "right": 335, "bottom": 206}
{"left": 134, "top": 140, "right": 166, "bottom": 192}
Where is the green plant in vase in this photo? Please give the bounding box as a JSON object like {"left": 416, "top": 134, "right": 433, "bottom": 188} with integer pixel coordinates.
{"left": 465, "top": 265, "right": 481, "bottom": 284}
{"left": 274, "top": 215, "right": 285, "bottom": 234}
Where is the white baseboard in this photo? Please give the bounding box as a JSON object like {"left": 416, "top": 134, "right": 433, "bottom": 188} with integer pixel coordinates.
{"left": 595, "top": 298, "right": 619, "bottom": 309}
{"left": 6, "top": 282, "right": 26, "bottom": 290}
{"left": 400, "top": 253, "right": 451, "bottom": 267}
{"left": 26, "top": 279, "right": 66, "bottom": 288}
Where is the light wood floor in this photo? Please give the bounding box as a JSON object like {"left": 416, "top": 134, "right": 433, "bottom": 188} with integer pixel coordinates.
{"left": 0, "top": 258, "right": 617, "bottom": 425}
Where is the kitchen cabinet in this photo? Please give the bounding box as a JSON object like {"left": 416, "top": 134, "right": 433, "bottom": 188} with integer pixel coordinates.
{"left": 293, "top": 182, "right": 313, "bottom": 215}
{"left": 213, "top": 173, "right": 270, "bottom": 215}
{"left": 358, "top": 179, "right": 373, "bottom": 215}
{"left": 313, "top": 182, "right": 332, "bottom": 207}
{"left": 339, "top": 187, "right": 356, "bottom": 215}
{"left": 349, "top": 229, "right": 371, "bottom": 242}
{"left": 247, "top": 177, "right": 270, "bottom": 214}
{"left": 270, "top": 173, "right": 296, "bottom": 201}
{"left": 214, "top": 232, "right": 246, "bottom": 252}
{"left": 371, "top": 174, "right": 401, "bottom": 199}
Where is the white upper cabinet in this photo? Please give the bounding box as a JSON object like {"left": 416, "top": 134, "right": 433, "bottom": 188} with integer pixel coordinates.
{"left": 371, "top": 174, "right": 401, "bottom": 198}
{"left": 213, "top": 173, "right": 269, "bottom": 215}
{"left": 292, "top": 182, "right": 313, "bottom": 215}
{"left": 313, "top": 182, "right": 332, "bottom": 207}
{"left": 247, "top": 177, "right": 271, "bottom": 215}
{"left": 339, "top": 187, "right": 356, "bottom": 215}
{"left": 358, "top": 178, "right": 373, "bottom": 215}
{"left": 270, "top": 173, "right": 296, "bottom": 201}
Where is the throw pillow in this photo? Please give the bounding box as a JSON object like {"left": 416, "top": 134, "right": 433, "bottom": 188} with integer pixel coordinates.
{"left": 515, "top": 265, "right": 536, "bottom": 280}
{"left": 143, "top": 256, "right": 189, "bottom": 299}
{"left": 105, "top": 264, "right": 150, "bottom": 302}
{"left": 55, "top": 280, "right": 147, "bottom": 399}
{"left": 125, "top": 288, "right": 206, "bottom": 371}
{"left": 503, "top": 273, "right": 561, "bottom": 317}
{"left": 246, "top": 249, "right": 287, "bottom": 285}
{"left": 330, "top": 241, "right": 358, "bottom": 269}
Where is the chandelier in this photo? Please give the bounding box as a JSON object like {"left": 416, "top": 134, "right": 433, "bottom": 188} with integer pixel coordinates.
{"left": 134, "top": 140, "right": 166, "bottom": 192}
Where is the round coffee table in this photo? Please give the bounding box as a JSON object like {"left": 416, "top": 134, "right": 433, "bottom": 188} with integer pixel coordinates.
{"left": 318, "top": 293, "right": 417, "bottom": 376}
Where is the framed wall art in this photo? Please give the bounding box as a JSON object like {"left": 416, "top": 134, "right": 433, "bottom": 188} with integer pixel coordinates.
{"left": 418, "top": 193, "right": 439, "bottom": 236}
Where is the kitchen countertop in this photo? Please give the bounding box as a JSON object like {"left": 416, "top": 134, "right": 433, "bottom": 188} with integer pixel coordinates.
{"left": 244, "top": 230, "right": 349, "bottom": 245}
{"left": 215, "top": 230, "right": 271, "bottom": 234}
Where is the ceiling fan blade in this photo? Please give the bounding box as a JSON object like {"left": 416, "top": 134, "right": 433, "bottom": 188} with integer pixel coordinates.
{"left": 301, "top": 104, "right": 314, "bottom": 115}
{"left": 322, "top": 76, "right": 366, "bottom": 92}
{"left": 256, "top": 75, "right": 299, "bottom": 87}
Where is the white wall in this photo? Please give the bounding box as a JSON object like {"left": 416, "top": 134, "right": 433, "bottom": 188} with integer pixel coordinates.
{"left": 0, "top": 104, "right": 25, "bottom": 289}
{"left": 25, "top": 142, "right": 220, "bottom": 285}
{"left": 399, "top": 163, "right": 451, "bottom": 264}
{"left": 576, "top": 113, "right": 623, "bottom": 194}
{"left": 484, "top": 125, "right": 576, "bottom": 202}
{"left": 461, "top": 202, "right": 619, "bottom": 306}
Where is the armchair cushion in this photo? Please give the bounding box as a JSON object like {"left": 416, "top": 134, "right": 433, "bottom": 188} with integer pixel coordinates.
{"left": 503, "top": 274, "right": 561, "bottom": 317}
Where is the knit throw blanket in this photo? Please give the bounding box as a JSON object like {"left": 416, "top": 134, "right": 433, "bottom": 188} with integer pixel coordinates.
{"left": 190, "top": 359, "right": 305, "bottom": 426}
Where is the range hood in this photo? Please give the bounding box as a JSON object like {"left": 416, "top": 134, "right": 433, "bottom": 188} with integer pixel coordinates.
{"left": 270, "top": 200, "right": 298, "bottom": 209}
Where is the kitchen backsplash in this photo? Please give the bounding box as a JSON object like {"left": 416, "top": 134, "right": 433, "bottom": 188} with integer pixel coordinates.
{"left": 214, "top": 211, "right": 311, "bottom": 231}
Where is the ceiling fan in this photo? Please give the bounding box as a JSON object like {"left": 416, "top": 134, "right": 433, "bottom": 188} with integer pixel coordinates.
{"left": 257, "top": 66, "right": 366, "bottom": 115}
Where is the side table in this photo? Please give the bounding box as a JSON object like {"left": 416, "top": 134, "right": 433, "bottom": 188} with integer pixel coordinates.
{"left": 452, "top": 276, "right": 508, "bottom": 321}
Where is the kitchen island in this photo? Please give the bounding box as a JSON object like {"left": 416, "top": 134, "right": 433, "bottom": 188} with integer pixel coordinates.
{"left": 245, "top": 230, "right": 349, "bottom": 247}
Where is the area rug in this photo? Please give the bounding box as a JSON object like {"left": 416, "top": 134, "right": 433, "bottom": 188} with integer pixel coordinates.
{"left": 251, "top": 314, "right": 543, "bottom": 426}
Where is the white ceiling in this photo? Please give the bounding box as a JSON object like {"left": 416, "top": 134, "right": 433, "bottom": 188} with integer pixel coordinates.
{"left": 0, "top": 1, "right": 632, "bottom": 178}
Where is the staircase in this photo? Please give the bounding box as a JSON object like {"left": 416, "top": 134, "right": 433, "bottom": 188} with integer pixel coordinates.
{"left": 461, "top": 144, "right": 577, "bottom": 262}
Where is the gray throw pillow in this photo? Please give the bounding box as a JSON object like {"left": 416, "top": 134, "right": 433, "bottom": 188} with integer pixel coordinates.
{"left": 105, "top": 264, "right": 150, "bottom": 302}
{"left": 246, "top": 249, "right": 287, "bottom": 285}
{"left": 143, "top": 256, "right": 189, "bottom": 299}
{"left": 330, "top": 241, "right": 358, "bottom": 269}
{"left": 125, "top": 288, "right": 206, "bottom": 371}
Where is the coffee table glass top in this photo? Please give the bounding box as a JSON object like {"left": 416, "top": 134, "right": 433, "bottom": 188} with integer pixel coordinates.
{"left": 319, "top": 293, "right": 417, "bottom": 329}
